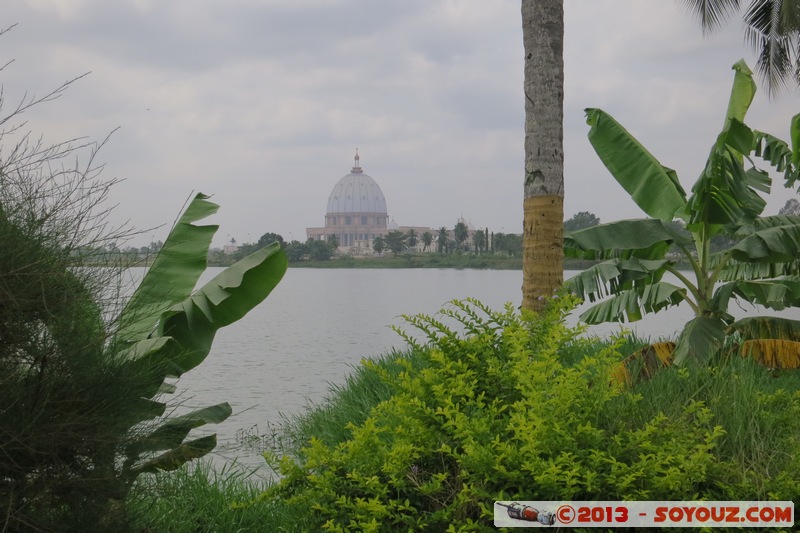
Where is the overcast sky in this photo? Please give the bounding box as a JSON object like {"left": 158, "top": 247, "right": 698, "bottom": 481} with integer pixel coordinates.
{"left": 2, "top": 0, "right": 799, "bottom": 248}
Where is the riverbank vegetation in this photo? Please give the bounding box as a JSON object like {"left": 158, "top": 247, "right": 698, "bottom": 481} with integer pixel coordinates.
{"left": 127, "top": 296, "right": 800, "bottom": 531}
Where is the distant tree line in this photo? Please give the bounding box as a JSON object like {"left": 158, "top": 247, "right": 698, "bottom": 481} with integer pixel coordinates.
{"left": 203, "top": 232, "right": 337, "bottom": 265}
{"left": 206, "top": 200, "right": 800, "bottom": 266}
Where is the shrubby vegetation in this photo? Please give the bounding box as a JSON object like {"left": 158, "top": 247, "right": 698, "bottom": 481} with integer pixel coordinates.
{"left": 0, "top": 64, "right": 139, "bottom": 529}
{"left": 200, "top": 296, "right": 798, "bottom": 532}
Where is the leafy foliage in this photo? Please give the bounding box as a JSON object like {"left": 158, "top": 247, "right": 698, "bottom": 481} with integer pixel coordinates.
{"left": 372, "top": 235, "right": 386, "bottom": 254}
{"left": 779, "top": 197, "right": 800, "bottom": 215}
{"left": 250, "top": 297, "right": 754, "bottom": 531}
{"left": 491, "top": 232, "right": 523, "bottom": 257}
{"left": 453, "top": 221, "right": 469, "bottom": 250}
{"left": 306, "top": 239, "right": 335, "bottom": 261}
{"left": 437, "top": 227, "right": 449, "bottom": 254}
{"left": 406, "top": 229, "right": 418, "bottom": 250}
{"left": 564, "top": 211, "right": 601, "bottom": 233}
{"left": 421, "top": 231, "right": 433, "bottom": 252}
{"left": 384, "top": 230, "right": 408, "bottom": 255}
{"left": 567, "top": 60, "right": 800, "bottom": 365}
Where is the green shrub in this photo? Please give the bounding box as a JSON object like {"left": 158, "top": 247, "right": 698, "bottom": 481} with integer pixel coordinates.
{"left": 254, "top": 296, "right": 788, "bottom": 532}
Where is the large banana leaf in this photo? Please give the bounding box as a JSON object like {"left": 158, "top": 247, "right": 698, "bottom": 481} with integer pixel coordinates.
{"left": 722, "top": 60, "right": 756, "bottom": 130}
{"left": 567, "top": 257, "right": 671, "bottom": 302}
{"left": 713, "top": 277, "right": 800, "bottom": 311}
{"left": 564, "top": 219, "right": 689, "bottom": 260}
{"left": 121, "top": 244, "right": 286, "bottom": 479}
{"left": 129, "top": 435, "right": 219, "bottom": 475}
{"left": 754, "top": 118, "right": 800, "bottom": 188}
{"left": 671, "top": 316, "right": 726, "bottom": 365}
{"left": 585, "top": 109, "right": 686, "bottom": 221}
{"left": 717, "top": 259, "right": 800, "bottom": 282}
{"left": 110, "top": 193, "right": 288, "bottom": 486}
{"left": 682, "top": 62, "right": 775, "bottom": 230}
{"left": 116, "top": 193, "right": 219, "bottom": 342}
{"left": 156, "top": 242, "right": 287, "bottom": 371}
{"left": 686, "top": 143, "right": 768, "bottom": 228}
{"left": 126, "top": 402, "right": 232, "bottom": 460}
{"left": 579, "top": 282, "right": 686, "bottom": 324}
{"left": 729, "top": 224, "right": 800, "bottom": 262}
{"left": 735, "top": 215, "right": 800, "bottom": 236}
{"left": 126, "top": 242, "right": 288, "bottom": 397}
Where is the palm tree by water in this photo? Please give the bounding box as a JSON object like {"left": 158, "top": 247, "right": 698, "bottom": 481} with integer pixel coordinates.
{"left": 521, "top": 0, "right": 564, "bottom": 311}
{"left": 437, "top": 227, "right": 449, "bottom": 254}
{"left": 421, "top": 231, "right": 433, "bottom": 252}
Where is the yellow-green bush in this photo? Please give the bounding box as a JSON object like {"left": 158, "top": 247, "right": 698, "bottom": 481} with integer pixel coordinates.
{"left": 256, "top": 296, "right": 800, "bottom": 532}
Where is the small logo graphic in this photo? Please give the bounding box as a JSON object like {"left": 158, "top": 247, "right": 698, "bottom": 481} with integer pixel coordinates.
{"left": 496, "top": 502, "right": 556, "bottom": 525}
{"left": 556, "top": 504, "right": 576, "bottom": 524}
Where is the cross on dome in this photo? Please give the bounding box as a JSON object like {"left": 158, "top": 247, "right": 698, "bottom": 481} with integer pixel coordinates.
{"left": 352, "top": 148, "right": 363, "bottom": 174}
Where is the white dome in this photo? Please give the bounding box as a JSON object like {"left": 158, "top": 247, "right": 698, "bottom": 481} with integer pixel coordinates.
{"left": 326, "top": 162, "right": 388, "bottom": 214}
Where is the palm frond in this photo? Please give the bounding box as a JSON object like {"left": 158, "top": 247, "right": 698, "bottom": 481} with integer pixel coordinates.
{"left": 743, "top": 0, "right": 797, "bottom": 97}
{"left": 679, "top": 0, "right": 742, "bottom": 32}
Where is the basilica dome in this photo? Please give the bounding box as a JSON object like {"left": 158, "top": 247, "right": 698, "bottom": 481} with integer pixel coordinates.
{"left": 326, "top": 151, "right": 387, "bottom": 214}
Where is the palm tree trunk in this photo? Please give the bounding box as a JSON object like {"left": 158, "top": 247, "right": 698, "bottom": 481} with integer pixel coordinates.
{"left": 521, "top": 0, "right": 564, "bottom": 311}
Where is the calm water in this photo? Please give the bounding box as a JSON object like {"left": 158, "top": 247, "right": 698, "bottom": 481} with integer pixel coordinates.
{"left": 145, "top": 267, "right": 796, "bottom": 473}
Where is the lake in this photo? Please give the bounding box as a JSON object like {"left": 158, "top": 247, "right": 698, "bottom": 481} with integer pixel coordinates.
{"left": 151, "top": 267, "right": 796, "bottom": 474}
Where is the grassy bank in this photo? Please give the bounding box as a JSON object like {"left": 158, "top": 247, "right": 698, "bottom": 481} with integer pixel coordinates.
{"left": 129, "top": 297, "right": 800, "bottom": 531}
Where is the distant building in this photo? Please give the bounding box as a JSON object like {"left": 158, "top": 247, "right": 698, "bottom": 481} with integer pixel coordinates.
{"left": 223, "top": 238, "right": 239, "bottom": 255}
{"left": 307, "top": 151, "right": 473, "bottom": 254}
{"left": 307, "top": 150, "right": 421, "bottom": 254}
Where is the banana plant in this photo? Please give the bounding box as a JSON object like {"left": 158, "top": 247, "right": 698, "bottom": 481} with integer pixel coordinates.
{"left": 111, "top": 193, "right": 287, "bottom": 492}
{"left": 566, "top": 60, "right": 800, "bottom": 368}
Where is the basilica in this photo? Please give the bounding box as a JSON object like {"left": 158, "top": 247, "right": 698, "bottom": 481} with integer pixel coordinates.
{"left": 306, "top": 151, "right": 433, "bottom": 254}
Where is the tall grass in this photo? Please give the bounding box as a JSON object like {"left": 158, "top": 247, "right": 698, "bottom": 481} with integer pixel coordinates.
{"left": 276, "top": 347, "right": 431, "bottom": 452}
{"left": 632, "top": 355, "right": 800, "bottom": 486}
{"left": 128, "top": 462, "right": 289, "bottom": 532}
